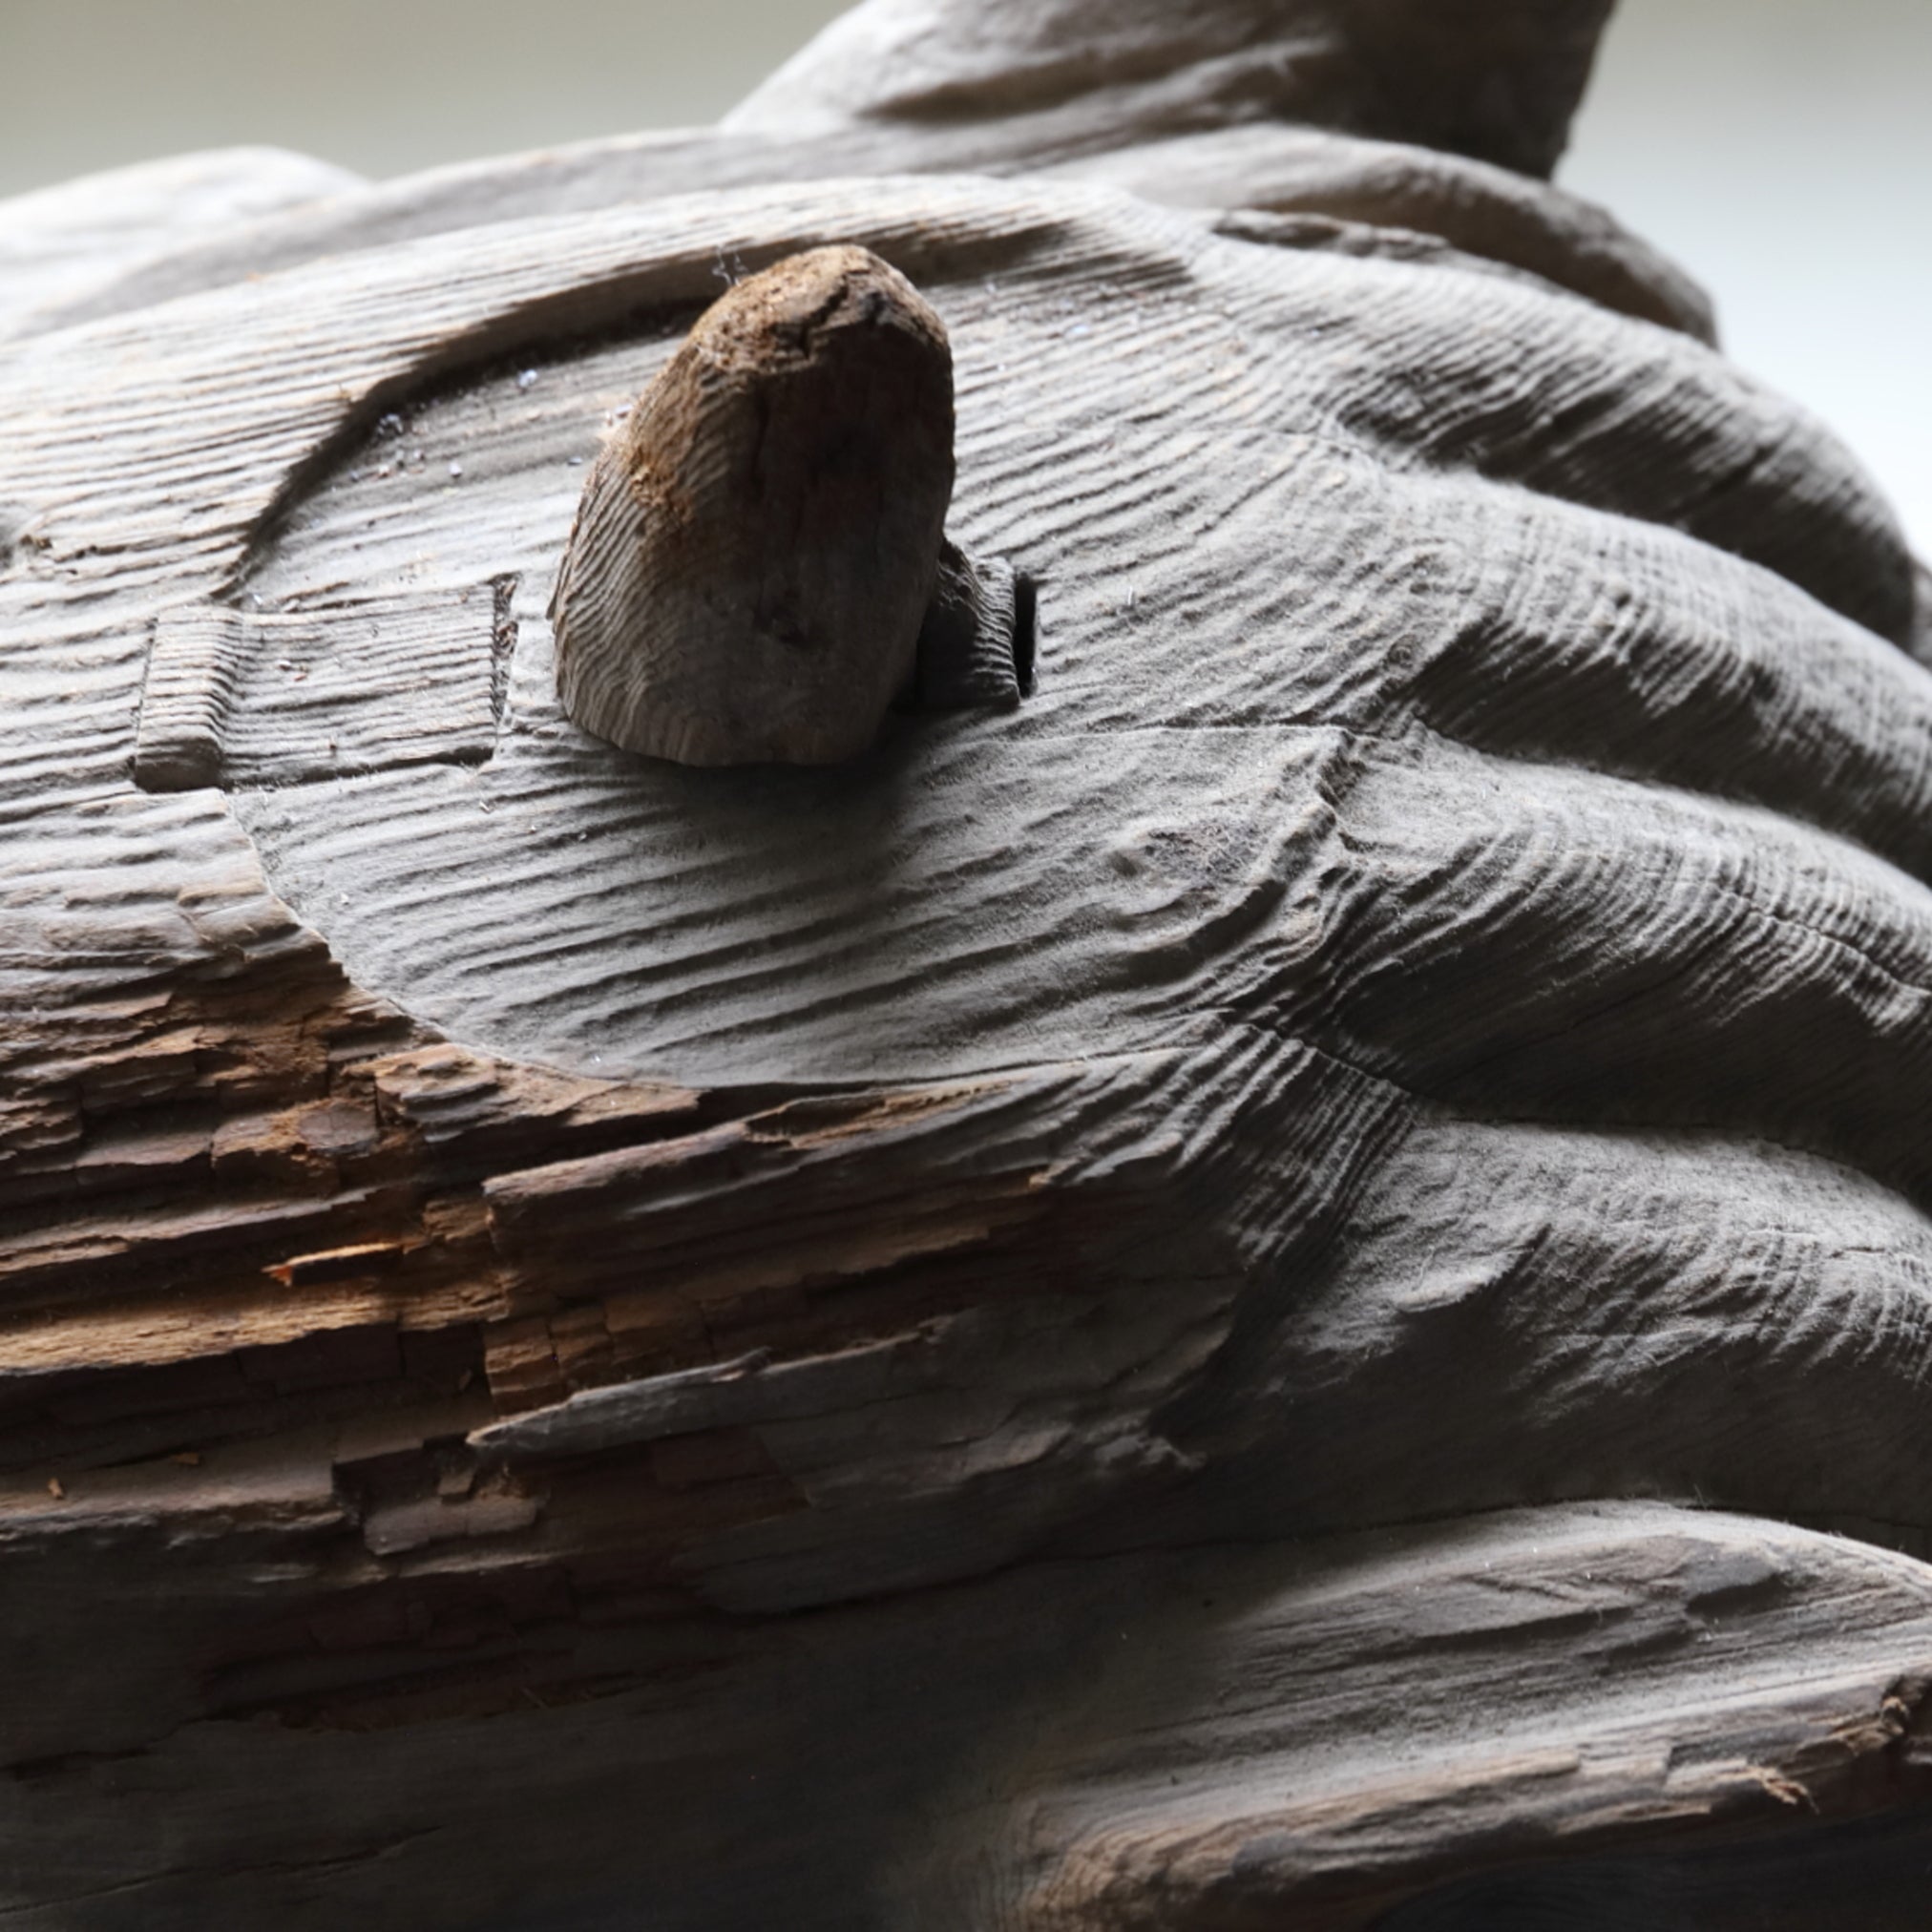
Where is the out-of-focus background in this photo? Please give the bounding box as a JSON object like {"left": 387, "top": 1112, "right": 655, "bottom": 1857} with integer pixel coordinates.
{"left": 3, "top": 0, "right": 1925, "bottom": 549}
{"left": 1564, "top": 0, "right": 1931, "bottom": 556}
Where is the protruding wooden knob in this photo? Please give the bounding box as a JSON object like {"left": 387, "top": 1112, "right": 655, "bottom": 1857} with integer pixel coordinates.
{"left": 549, "top": 244, "right": 956, "bottom": 766}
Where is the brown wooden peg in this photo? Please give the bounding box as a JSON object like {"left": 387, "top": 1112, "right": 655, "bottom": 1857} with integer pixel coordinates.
{"left": 550, "top": 243, "right": 956, "bottom": 766}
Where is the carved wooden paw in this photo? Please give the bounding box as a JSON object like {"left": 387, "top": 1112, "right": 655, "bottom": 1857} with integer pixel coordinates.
{"left": 4, "top": 2, "right": 1932, "bottom": 1925}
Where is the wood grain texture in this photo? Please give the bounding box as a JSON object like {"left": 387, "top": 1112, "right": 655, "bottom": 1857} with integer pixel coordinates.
{"left": 551, "top": 245, "right": 955, "bottom": 764}
{"left": 916, "top": 539, "right": 1025, "bottom": 711}
{"left": 977, "top": 1508, "right": 1932, "bottom": 1930}
{"left": 3, "top": 4, "right": 1932, "bottom": 1924}
{"left": 1057, "top": 123, "right": 1716, "bottom": 340}
{"left": 136, "top": 586, "right": 502, "bottom": 789}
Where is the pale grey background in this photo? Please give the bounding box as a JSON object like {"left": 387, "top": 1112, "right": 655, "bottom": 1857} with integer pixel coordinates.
{"left": 1564, "top": 0, "right": 1932, "bottom": 558}
{"left": 3, "top": 0, "right": 1925, "bottom": 548}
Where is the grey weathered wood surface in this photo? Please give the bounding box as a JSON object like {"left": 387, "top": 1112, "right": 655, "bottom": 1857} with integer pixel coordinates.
{"left": 0, "top": 145, "right": 361, "bottom": 335}
{"left": 2, "top": 2, "right": 1932, "bottom": 1926}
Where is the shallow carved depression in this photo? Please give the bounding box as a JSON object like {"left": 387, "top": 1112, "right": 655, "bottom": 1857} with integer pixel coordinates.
{"left": 194, "top": 188, "right": 1932, "bottom": 1222}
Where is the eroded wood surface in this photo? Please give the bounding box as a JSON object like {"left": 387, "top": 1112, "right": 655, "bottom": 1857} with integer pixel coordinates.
{"left": 3, "top": 2, "right": 1932, "bottom": 1926}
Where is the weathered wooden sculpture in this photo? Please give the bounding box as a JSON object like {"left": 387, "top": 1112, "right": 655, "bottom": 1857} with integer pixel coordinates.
{"left": 4, "top": 2, "right": 1932, "bottom": 1926}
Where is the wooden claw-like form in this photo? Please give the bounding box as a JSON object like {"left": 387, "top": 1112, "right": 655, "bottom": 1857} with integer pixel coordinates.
{"left": 550, "top": 243, "right": 955, "bottom": 766}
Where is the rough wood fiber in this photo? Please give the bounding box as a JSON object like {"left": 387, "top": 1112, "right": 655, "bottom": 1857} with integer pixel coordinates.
{"left": 2, "top": 2, "right": 1932, "bottom": 1927}
{"left": 551, "top": 245, "right": 955, "bottom": 765}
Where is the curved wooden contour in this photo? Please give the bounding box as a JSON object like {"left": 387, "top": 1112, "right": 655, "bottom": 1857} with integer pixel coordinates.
{"left": 3, "top": 3, "right": 1932, "bottom": 1927}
